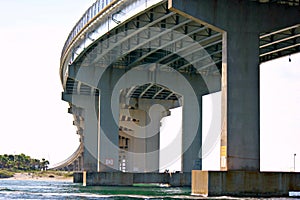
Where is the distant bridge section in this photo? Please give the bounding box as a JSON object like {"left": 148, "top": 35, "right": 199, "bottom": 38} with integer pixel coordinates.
{"left": 51, "top": 143, "right": 83, "bottom": 171}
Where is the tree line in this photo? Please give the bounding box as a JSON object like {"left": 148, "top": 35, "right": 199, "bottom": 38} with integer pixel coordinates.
{"left": 0, "top": 153, "right": 49, "bottom": 171}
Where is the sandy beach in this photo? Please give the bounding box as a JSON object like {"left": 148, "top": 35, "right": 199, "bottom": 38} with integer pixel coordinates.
{"left": 6, "top": 172, "right": 73, "bottom": 182}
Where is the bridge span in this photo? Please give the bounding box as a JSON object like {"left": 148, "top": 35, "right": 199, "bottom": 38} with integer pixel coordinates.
{"left": 58, "top": 0, "right": 300, "bottom": 196}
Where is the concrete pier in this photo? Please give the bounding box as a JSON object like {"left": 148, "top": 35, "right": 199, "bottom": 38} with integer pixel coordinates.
{"left": 192, "top": 170, "right": 300, "bottom": 197}
{"left": 74, "top": 172, "right": 191, "bottom": 187}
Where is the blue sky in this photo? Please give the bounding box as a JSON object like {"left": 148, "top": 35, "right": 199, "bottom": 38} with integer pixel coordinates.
{"left": 0, "top": 0, "right": 299, "bottom": 171}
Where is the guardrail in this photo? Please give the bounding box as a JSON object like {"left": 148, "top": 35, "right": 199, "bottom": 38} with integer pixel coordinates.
{"left": 61, "top": 0, "right": 119, "bottom": 64}
{"left": 60, "top": 0, "right": 163, "bottom": 79}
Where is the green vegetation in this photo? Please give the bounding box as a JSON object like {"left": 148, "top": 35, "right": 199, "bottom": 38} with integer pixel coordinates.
{"left": 0, "top": 153, "right": 50, "bottom": 171}
{"left": 35, "top": 170, "right": 73, "bottom": 178}
{"left": 0, "top": 169, "right": 14, "bottom": 178}
{"left": 0, "top": 154, "right": 73, "bottom": 179}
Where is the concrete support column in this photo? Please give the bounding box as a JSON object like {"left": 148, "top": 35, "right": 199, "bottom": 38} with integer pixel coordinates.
{"left": 68, "top": 95, "right": 99, "bottom": 172}
{"left": 78, "top": 156, "right": 83, "bottom": 171}
{"left": 64, "top": 92, "right": 119, "bottom": 172}
{"left": 182, "top": 95, "right": 202, "bottom": 172}
{"left": 169, "top": 0, "right": 261, "bottom": 172}
{"left": 98, "top": 90, "right": 119, "bottom": 171}
{"left": 81, "top": 99, "right": 98, "bottom": 172}
{"left": 127, "top": 105, "right": 162, "bottom": 172}
{"left": 144, "top": 106, "right": 162, "bottom": 173}
{"left": 123, "top": 109, "right": 147, "bottom": 172}
{"left": 222, "top": 32, "right": 260, "bottom": 171}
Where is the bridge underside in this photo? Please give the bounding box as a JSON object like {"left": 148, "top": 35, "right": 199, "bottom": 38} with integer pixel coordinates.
{"left": 61, "top": 0, "right": 223, "bottom": 173}
{"left": 58, "top": 0, "right": 300, "bottom": 196}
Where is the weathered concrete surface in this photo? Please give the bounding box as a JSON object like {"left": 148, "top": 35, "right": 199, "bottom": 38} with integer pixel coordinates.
{"left": 133, "top": 173, "right": 169, "bottom": 184}
{"left": 169, "top": 172, "right": 191, "bottom": 187}
{"left": 86, "top": 172, "right": 134, "bottom": 186}
{"left": 73, "top": 172, "right": 191, "bottom": 186}
{"left": 192, "top": 170, "right": 300, "bottom": 197}
{"left": 74, "top": 172, "right": 83, "bottom": 183}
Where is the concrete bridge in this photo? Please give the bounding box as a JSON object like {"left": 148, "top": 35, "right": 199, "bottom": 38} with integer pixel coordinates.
{"left": 58, "top": 0, "right": 300, "bottom": 196}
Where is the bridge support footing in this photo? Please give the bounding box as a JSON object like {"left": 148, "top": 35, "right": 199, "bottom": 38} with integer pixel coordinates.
{"left": 73, "top": 172, "right": 191, "bottom": 187}
{"left": 192, "top": 170, "right": 300, "bottom": 197}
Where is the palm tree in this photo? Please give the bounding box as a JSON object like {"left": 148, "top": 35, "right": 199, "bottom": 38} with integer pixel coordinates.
{"left": 41, "top": 158, "right": 50, "bottom": 171}
{"left": 0, "top": 155, "right": 8, "bottom": 168}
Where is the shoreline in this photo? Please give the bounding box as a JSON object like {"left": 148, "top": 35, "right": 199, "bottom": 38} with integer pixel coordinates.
{"left": 3, "top": 172, "right": 73, "bottom": 182}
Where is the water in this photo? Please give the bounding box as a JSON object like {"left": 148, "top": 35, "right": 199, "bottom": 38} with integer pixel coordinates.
{"left": 0, "top": 179, "right": 297, "bottom": 199}
{"left": 0, "top": 179, "right": 192, "bottom": 199}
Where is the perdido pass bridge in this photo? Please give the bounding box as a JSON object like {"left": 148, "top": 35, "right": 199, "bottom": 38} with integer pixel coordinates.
{"left": 56, "top": 0, "right": 300, "bottom": 196}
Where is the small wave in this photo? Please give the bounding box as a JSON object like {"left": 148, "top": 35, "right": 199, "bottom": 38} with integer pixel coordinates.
{"left": 15, "top": 192, "right": 201, "bottom": 199}
{"left": 0, "top": 188, "right": 16, "bottom": 192}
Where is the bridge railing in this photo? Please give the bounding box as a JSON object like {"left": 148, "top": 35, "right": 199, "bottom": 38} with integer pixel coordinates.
{"left": 61, "top": 0, "right": 119, "bottom": 64}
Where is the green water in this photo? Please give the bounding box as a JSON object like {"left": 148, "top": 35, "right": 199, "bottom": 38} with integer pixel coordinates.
{"left": 78, "top": 184, "right": 191, "bottom": 199}
{"left": 0, "top": 179, "right": 296, "bottom": 199}
{"left": 0, "top": 179, "right": 196, "bottom": 199}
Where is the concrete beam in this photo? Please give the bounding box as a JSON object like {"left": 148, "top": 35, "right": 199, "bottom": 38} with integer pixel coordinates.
{"left": 68, "top": 64, "right": 221, "bottom": 95}
{"left": 169, "top": 0, "right": 300, "bottom": 33}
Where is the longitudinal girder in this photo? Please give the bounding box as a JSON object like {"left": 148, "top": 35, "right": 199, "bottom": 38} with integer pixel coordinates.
{"left": 260, "top": 24, "right": 300, "bottom": 62}
{"left": 76, "top": 2, "right": 222, "bottom": 76}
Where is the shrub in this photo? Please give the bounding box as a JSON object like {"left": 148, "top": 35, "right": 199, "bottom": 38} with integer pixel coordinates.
{"left": 0, "top": 170, "right": 14, "bottom": 178}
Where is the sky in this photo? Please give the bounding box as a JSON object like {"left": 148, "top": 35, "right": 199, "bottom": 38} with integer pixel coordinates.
{"left": 0, "top": 0, "right": 95, "bottom": 165}
{"left": 0, "top": 0, "right": 299, "bottom": 171}
{"left": 260, "top": 54, "right": 300, "bottom": 172}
